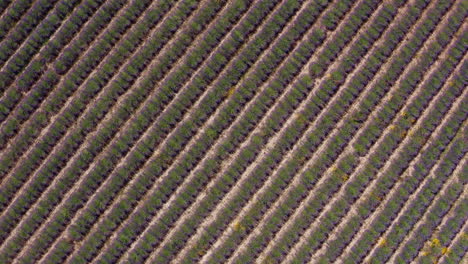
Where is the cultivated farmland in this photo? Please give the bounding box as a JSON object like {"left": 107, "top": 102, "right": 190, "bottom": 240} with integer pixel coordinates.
{"left": 0, "top": 0, "right": 466, "bottom": 263}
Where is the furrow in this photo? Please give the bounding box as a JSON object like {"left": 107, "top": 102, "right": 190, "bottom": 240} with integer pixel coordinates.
{"left": 0, "top": 0, "right": 82, "bottom": 88}
{"left": 437, "top": 221, "right": 468, "bottom": 264}
{"left": 389, "top": 162, "right": 467, "bottom": 264}
{"left": 330, "top": 36, "right": 466, "bottom": 264}
{"left": 0, "top": 0, "right": 32, "bottom": 39}
{"left": 5, "top": 1, "right": 237, "bottom": 262}
{"left": 334, "top": 42, "right": 466, "bottom": 264}
{"left": 0, "top": 0, "right": 147, "bottom": 170}
{"left": 45, "top": 1, "right": 254, "bottom": 263}
{"left": 315, "top": 80, "right": 464, "bottom": 260}
{"left": 148, "top": 0, "right": 351, "bottom": 261}
{"left": 0, "top": 0, "right": 13, "bottom": 17}
{"left": 0, "top": 0, "right": 25, "bottom": 38}
{"left": 82, "top": 1, "right": 320, "bottom": 262}
{"left": 75, "top": 0, "right": 296, "bottom": 260}
{"left": 306, "top": 47, "right": 465, "bottom": 264}
{"left": 410, "top": 184, "right": 468, "bottom": 264}
{"left": 213, "top": 0, "right": 411, "bottom": 262}
{"left": 413, "top": 167, "right": 468, "bottom": 263}
{"left": 0, "top": 0, "right": 181, "bottom": 242}
{"left": 256, "top": 0, "right": 438, "bottom": 260}
{"left": 228, "top": 1, "right": 422, "bottom": 262}
{"left": 0, "top": 0, "right": 130, "bottom": 179}
{"left": 0, "top": 0, "right": 464, "bottom": 263}
{"left": 353, "top": 71, "right": 468, "bottom": 264}
{"left": 322, "top": 75, "right": 467, "bottom": 264}
{"left": 184, "top": 1, "right": 392, "bottom": 262}
{"left": 29, "top": 1, "right": 290, "bottom": 262}
{"left": 0, "top": 0, "right": 108, "bottom": 126}
{"left": 0, "top": 0, "right": 210, "bottom": 260}
{"left": 312, "top": 34, "right": 468, "bottom": 264}
{"left": 116, "top": 0, "right": 372, "bottom": 262}
{"left": 0, "top": 0, "right": 60, "bottom": 69}
{"left": 262, "top": 2, "right": 462, "bottom": 262}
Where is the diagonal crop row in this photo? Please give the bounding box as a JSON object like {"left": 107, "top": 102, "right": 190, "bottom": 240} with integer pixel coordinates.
{"left": 58, "top": 1, "right": 319, "bottom": 263}
{"left": 314, "top": 22, "right": 466, "bottom": 264}
{"left": 360, "top": 89, "right": 467, "bottom": 264}
{"left": 260, "top": 1, "right": 464, "bottom": 262}
{"left": 0, "top": 0, "right": 202, "bottom": 255}
{"left": 345, "top": 127, "right": 467, "bottom": 264}
{"left": 331, "top": 29, "right": 467, "bottom": 264}
{"left": 0, "top": 0, "right": 161, "bottom": 152}
{"left": 319, "top": 64, "right": 467, "bottom": 264}
{"left": 362, "top": 91, "right": 467, "bottom": 263}
{"left": 0, "top": 0, "right": 188, "bottom": 236}
{"left": 0, "top": 0, "right": 128, "bottom": 159}
{"left": 324, "top": 93, "right": 467, "bottom": 264}
{"left": 0, "top": 1, "right": 249, "bottom": 262}
{"left": 0, "top": 0, "right": 193, "bottom": 212}
{"left": 437, "top": 220, "right": 468, "bottom": 264}
{"left": 0, "top": 1, "right": 465, "bottom": 264}
{"left": 0, "top": 0, "right": 126, "bottom": 132}
{"left": 313, "top": 28, "right": 468, "bottom": 263}
{"left": 0, "top": 0, "right": 154, "bottom": 156}
{"left": 385, "top": 161, "right": 467, "bottom": 264}
{"left": 414, "top": 172, "right": 468, "bottom": 264}
{"left": 165, "top": 1, "right": 393, "bottom": 263}
{"left": 13, "top": 1, "right": 292, "bottom": 262}
{"left": 0, "top": 0, "right": 82, "bottom": 88}
{"left": 0, "top": 0, "right": 59, "bottom": 69}
{"left": 330, "top": 46, "right": 466, "bottom": 264}
{"left": 252, "top": 0, "right": 440, "bottom": 261}
{"left": 293, "top": 44, "right": 465, "bottom": 264}
{"left": 0, "top": 0, "right": 107, "bottom": 115}
{"left": 111, "top": 21, "right": 321, "bottom": 264}
{"left": 0, "top": 0, "right": 32, "bottom": 42}
{"left": 140, "top": 1, "right": 359, "bottom": 261}
{"left": 86, "top": 1, "right": 356, "bottom": 262}
{"left": 223, "top": 1, "right": 434, "bottom": 263}
{"left": 0, "top": 0, "right": 188, "bottom": 216}
{"left": 36, "top": 0, "right": 252, "bottom": 259}
{"left": 201, "top": 1, "right": 412, "bottom": 263}
{"left": 115, "top": 0, "right": 372, "bottom": 262}
{"left": 37, "top": 1, "right": 267, "bottom": 263}
{"left": 390, "top": 175, "right": 467, "bottom": 263}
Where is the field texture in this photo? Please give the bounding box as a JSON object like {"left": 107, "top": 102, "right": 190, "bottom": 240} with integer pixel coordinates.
{"left": 0, "top": 0, "right": 467, "bottom": 263}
